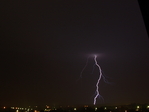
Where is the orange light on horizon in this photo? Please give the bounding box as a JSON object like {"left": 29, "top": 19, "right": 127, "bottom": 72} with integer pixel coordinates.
{"left": 84, "top": 105, "right": 88, "bottom": 107}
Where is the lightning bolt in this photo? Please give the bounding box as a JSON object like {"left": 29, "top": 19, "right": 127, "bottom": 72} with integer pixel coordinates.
{"left": 78, "top": 54, "right": 107, "bottom": 105}
{"left": 93, "top": 55, "right": 102, "bottom": 105}
{"left": 77, "top": 56, "right": 90, "bottom": 82}
{"left": 80, "top": 56, "right": 90, "bottom": 79}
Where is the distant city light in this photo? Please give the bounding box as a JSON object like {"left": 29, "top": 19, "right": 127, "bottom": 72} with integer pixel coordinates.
{"left": 45, "top": 109, "right": 51, "bottom": 111}
{"left": 11, "top": 107, "right": 15, "bottom": 109}
{"left": 104, "top": 107, "right": 107, "bottom": 110}
{"left": 3, "top": 107, "right": 6, "bottom": 109}
{"left": 74, "top": 108, "right": 77, "bottom": 111}
{"left": 84, "top": 105, "right": 88, "bottom": 107}
{"left": 46, "top": 105, "right": 50, "bottom": 108}
{"left": 115, "top": 107, "right": 117, "bottom": 109}
{"left": 95, "top": 107, "right": 97, "bottom": 111}
{"left": 137, "top": 106, "right": 140, "bottom": 109}
{"left": 147, "top": 106, "right": 149, "bottom": 109}
{"left": 125, "top": 110, "right": 127, "bottom": 112}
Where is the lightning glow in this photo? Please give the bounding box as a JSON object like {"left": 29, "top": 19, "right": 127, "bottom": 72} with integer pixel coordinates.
{"left": 93, "top": 55, "right": 103, "bottom": 105}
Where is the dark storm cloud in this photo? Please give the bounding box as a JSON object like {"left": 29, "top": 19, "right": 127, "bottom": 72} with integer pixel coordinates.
{"left": 0, "top": 0, "right": 149, "bottom": 106}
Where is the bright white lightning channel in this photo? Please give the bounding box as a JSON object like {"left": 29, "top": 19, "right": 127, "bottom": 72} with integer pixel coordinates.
{"left": 79, "top": 54, "right": 106, "bottom": 105}
{"left": 93, "top": 55, "right": 102, "bottom": 105}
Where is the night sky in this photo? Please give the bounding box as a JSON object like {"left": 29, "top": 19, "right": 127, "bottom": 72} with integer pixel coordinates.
{"left": 1, "top": 0, "right": 149, "bottom": 107}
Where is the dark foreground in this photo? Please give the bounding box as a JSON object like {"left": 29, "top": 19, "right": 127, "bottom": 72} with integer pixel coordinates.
{"left": 1, "top": 104, "right": 149, "bottom": 112}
